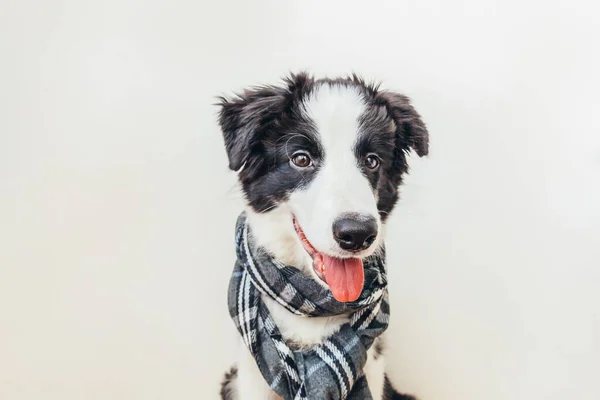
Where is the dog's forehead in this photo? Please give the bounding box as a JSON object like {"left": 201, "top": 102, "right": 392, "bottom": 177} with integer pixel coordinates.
{"left": 301, "top": 84, "right": 367, "bottom": 150}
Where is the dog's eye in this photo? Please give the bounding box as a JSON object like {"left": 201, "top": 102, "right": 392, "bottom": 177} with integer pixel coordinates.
{"left": 365, "top": 154, "right": 380, "bottom": 170}
{"left": 291, "top": 152, "right": 312, "bottom": 168}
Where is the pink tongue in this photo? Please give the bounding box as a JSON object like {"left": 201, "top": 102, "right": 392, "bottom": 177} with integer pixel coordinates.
{"left": 323, "top": 255, "right": 364, "bottom": 302}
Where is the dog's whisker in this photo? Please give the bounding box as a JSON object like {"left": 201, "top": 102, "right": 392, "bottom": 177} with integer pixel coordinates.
{"left": 283, "top": 133, "right": 311, "bottom": 160}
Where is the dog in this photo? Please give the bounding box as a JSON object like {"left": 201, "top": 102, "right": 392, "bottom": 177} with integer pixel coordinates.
{"left": 217, "top": 73, "right": 428, "bottom": 400}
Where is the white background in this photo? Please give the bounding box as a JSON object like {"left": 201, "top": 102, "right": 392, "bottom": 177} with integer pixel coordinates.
{"left": 1, "top": 1, "right": 599, "bottom": 399}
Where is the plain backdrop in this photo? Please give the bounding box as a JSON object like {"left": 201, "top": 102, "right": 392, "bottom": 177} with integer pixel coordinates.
{"left": 1, "top": 1, "right": 599, "bottom": 399}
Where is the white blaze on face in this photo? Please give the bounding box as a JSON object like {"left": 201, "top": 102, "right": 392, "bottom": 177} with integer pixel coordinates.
{"left": 288, "top": 84, "right": 381, "bottom": 257}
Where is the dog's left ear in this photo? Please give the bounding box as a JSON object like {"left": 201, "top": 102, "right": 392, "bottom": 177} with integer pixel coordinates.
{"left": 377, "top": 92, "right": 429, "bottom": 157}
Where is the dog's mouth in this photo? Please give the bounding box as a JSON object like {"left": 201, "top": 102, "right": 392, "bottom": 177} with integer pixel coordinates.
{"left": 292, "top": 216, "right": 364, "bottom": 303}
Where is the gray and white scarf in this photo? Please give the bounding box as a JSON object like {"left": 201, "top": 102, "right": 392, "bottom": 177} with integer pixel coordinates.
{"left": 228, "top": 213, "right": 390, "bottom": 400}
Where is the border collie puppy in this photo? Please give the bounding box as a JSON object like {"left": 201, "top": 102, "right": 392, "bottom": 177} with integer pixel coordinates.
{"left": 217, "top": 73, "right": 428, "bottom": 400}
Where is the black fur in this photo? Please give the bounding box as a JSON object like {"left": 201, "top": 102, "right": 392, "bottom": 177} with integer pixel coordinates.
{"left": 368, "top": 90, "right": 429, "bottom": 221}
{"left": 373, "top": 337, "right": 385, "bottom": 360}
{"left": 220, "top": 366, "right": 238, "bottom": 400}
{"left": 217, "top": 72, "right": 428, "bottom": 219}
{"left": 384, "top": 375, "right": 417, "bottom": 400}
{"left": 217, "top": 74, "right": 321, "bottom": 212}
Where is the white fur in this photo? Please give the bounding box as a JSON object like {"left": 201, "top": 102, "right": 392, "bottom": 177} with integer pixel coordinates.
{"left": 290, "top": 85, "right": 382, "bottom": 259}
{"left": 232, "top": 85, "right": 387, "bottom": 399}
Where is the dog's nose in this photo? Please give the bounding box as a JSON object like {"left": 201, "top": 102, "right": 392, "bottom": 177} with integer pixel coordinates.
{"left": 333, "top": 215, "right": 378, "bottom": 251}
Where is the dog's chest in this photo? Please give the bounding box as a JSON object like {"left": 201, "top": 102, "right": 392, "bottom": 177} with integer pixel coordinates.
{"left": 262, "top": 296, "right": 349, "bottom": 346}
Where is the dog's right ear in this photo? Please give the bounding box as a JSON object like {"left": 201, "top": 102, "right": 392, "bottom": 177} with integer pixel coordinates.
{"left": 217, "top": 73, "right": 313, "bottom": 172}
{"left": 217, "top": 87, "right": 285, "bottom": 171}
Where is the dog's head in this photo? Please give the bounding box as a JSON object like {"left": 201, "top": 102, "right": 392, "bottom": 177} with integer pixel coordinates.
{"left": 218, "top": 73, "right": 428, "bottom": 302}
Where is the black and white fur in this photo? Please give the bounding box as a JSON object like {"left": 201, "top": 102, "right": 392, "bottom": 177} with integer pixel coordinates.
{"left": 218, "top": 73, "right": 428, "bottom": 400}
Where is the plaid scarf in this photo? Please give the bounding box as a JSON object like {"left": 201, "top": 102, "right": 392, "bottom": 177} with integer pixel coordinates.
{"left": 228, "top": 213, "right": 390, "bottom": 400}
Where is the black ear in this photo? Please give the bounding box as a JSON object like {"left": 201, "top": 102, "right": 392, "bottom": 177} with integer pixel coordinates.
{"left": 377, "top": 91, "right": 429, "bottom": 157}
{"left": 217, "top": 72, "right": 313, "bottom": 171}
{"left": 217, "top": 87, "right": 286, "bottom": 171}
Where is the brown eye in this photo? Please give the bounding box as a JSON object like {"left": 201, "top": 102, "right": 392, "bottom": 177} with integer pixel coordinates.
{"left": 365, "top": 154, "right": 380, "bottom": 170}
{"left": 291, "top": 152, "right": 312, "bottom": 168}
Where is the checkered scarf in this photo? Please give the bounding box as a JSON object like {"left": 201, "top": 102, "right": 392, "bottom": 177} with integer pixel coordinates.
{"left": 228, "top": 213, "right": 390, "bottom": 400}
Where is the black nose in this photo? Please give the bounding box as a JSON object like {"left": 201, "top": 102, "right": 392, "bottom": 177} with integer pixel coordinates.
{"left": 333, "top": 215, "right": 378, "bottom": 251}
